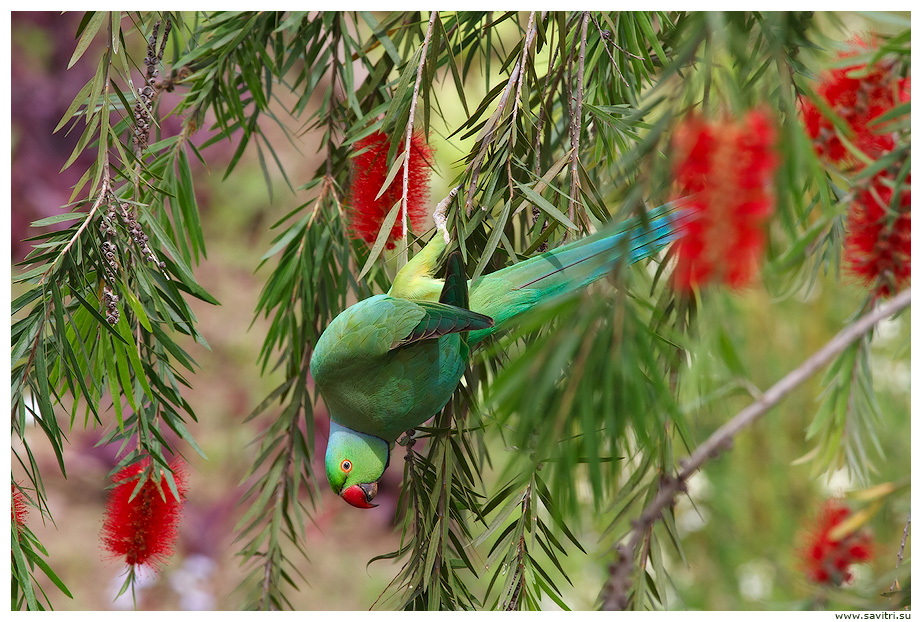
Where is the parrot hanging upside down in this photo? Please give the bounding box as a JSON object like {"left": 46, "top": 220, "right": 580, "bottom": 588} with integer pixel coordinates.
{"left": 310, "top": 204, "right": 683, "bottom": 508}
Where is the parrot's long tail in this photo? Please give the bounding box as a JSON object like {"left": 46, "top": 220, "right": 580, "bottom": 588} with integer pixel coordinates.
{"left": 467, "top": 202, "right": 687, "bottom": 344}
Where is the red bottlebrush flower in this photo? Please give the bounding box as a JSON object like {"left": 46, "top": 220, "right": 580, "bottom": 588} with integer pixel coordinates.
{"left": 844, "top": 173, "right": 911, "bottom": 298}
{"left": 799, "top": 500, "right": 874, "bottom": 586}
{"left": 12, "top": 484, "right": 28, "bottom": 533}
{"left": 348, "top": 130, "right": 433, "bottom": 250}
{"left": 800, "top": 37, "right": 911, "bottom": 297}
{"left": 800, "top": 37, "right": 909, "bottom": 166}
{"left": 800, "top": 98, "right": 848, "bottom": 164}
{"left": 671, "top": 110, "right": 779, "bottom": 292}
{"left": 101, "top": 458, "right": 188, "bottom": 569}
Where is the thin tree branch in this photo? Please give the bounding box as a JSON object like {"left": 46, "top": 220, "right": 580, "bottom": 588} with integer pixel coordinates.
{"left": 591, "top": 13, "right": 630, "bottom": 89}
{"left": 533, "top": 18, "right": 563, "bottom": 252}
{"left": 503, "top": 482, "right": 531, "bottom": 610}
{"left": 464, "top": 14, "right": 539, "bottom": 215}
{"left": 399, "top": 11, "right": 437, "bottom": 268}
{"left": 533, "top": 13, "right": 558, "bottom": 179}
{"left": 595, "top": 13, "right": 643, "bottom": 60}
{"left": 325, "top": 26, "right": 341, "bottom": 180}
{"left": 603, "top": 288, "right": 912, "bottom": 610}
{"left": 506, "top": 11, "right": 536, "bottom": 203}
{"left": 890, "top": 510, "right": 911, "bottom": 593}
{"left": 567, "top": 12, "right": 590, "bottom": 235}
{"left": 39, "top": 178, "right": 111, "bottom": 288}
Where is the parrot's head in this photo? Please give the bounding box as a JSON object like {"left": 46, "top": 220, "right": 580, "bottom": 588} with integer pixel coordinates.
{"left": 325, "top": 421, "right": 390, "bottom": 509}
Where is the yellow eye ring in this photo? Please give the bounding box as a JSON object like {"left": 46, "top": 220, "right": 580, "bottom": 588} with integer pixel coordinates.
{"left": 341, "top": 460, "right": 352, "bottom": 473}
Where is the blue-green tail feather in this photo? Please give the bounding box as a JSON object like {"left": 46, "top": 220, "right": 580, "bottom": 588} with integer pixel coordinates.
{"left": 467, "top": 203, "right": 686, "bottom": 344}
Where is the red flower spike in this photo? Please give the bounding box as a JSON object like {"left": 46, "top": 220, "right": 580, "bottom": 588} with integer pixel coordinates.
{"left": 101, "top": 458, "right": 188, "bottom": 569}
{"left": 671, "top": 110, "right": 779, "bottom": 292}
{"left": 348, "top": 130, "right": 433, "bottom": 250}
{"left": 799, "top": 37, "right": 908, "bottom": 166}
{"left": 843, "top": 173, "right": 911, "bottom": 298}
{"left": 12, "top": 484, "right": 28, "bottom": 532}
{"left": 799, "top": 37, "right": 911, "bottom": 297}
{"left": 798, "top": 500, "right": 874, "bottom": 587}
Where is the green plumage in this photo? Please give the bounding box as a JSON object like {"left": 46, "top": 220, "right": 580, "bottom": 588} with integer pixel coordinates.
{"left": 312, "top": 204, "right": 683, "bottom": 501}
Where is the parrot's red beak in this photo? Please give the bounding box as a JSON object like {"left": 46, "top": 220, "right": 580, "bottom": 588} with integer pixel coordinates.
{"left": 341, "top": 482, "right": 378, "bottom": 509}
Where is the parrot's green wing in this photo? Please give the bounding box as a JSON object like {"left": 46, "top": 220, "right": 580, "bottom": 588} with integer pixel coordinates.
{"left": 391, "top": 252, "right": 492, "bottom": 349}
{"left": 391, "top": 301, "right": 492, "bottom": 348}
{"left": 312, "top": 260, "right": 492, "bottom": 385}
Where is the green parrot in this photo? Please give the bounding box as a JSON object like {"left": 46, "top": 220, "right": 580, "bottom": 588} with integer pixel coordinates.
{"left": 310, "top": 204, "right": 683, "bottom": 508}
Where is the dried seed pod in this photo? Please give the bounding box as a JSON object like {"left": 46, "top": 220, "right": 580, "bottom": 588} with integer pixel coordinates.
{"left": 103, "top": 284, "right": 120, "bottom": 324}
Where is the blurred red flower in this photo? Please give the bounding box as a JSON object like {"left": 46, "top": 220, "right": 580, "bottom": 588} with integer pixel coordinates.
{"left": 101, "top": 458, "right": 188, "bottom": 569}
{"left": 800, "top": 37, "right": 911, "bottom": 298}
{"left": 348, "top": 130, "right": 432, "bottom": 250}
{"left": 12, "top": 484, "right": 29, "bottom": 532}
{"left": 844, "top": 173, "right": 911, "bottom": 298}
{"left": 800, "top": 38, "right": 910, "bottom": 165}
{"left": 671, "top": 110, "right": 779, "bottom": 291}
{"left": 799, "top": 500, "right": 874, "bottom": 586}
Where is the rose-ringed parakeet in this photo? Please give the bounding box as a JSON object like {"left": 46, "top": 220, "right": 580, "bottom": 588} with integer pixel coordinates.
{"left": 310, "top": 204, "right": 682, "bottom": 508}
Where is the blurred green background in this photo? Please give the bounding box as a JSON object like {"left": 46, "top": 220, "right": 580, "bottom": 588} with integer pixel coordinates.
{"left": 10, "top": 11, "right": 909, "bottom": 610}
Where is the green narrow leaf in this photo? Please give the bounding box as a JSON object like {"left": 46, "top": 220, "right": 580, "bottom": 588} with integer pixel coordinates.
{"left": 357, "top": 200, "right": 403, "bottom": 280}
{"left": 716, "top": 328, "right": 747, "bottom": 379}
{"left": 515, "top": 182, "right": 577, "bottom": 229}
{"left": 68, "top": 11, "right": 105, "bottom": 69}
{"left": 142, "top": 215, "right": 219, "bottom": 305}
{"left": 26, "top": 548, "right": 74, "bottom": 599}
{"left": 259, "top": 217, "right": 307, "bottom": 263}
{"left": 161, "top": 414, "right": 207, "bottom": 459}
{"left": 109, "top": 11, "right": 120, "bottom": 55}
{"left": 32, "top": 340, "right": 63, "bottom": 469}
{"left": 175, "top": 149, "right": 204, "bottom": 261}
{"left": 472, "top": 199, "right": 511, "bottom": 281}
{"left": 422, "top": 521, "right": 442, "bottom": 590}
{"left": 148, "top": 322, "right": 196, "bottom": 373}
{"left": 111, "top": 336, "right": 137, "bottom": 412}
{"left": 103, "top": 335, "right": 124, "bottom": 431}
{"left": 12, "top": 528, "right": 39, "bottom": 610}
{"left": 29, "top": 213, "right": 88, "bottom": 228}
{"left": 374, "top": 151, "right": 407, "bottom": 201}
{"left": 60, "top": 108, "right": 101, "bottom": 172}
{"left": 440, "top": 17, "right": 469, "bottom": 116}
{"left": 359, "top": 11, "right": 402, "bottom": 65}
{"left": 122, "top": 287, "right": 152, "bottom": 332}
{"left": 54, "top": 79, "right": 95, "bottom": 133}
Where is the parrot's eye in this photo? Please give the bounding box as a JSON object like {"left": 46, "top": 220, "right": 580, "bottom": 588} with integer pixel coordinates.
{"left": 341, "top": 460, "right": 352, "bottom": 473}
